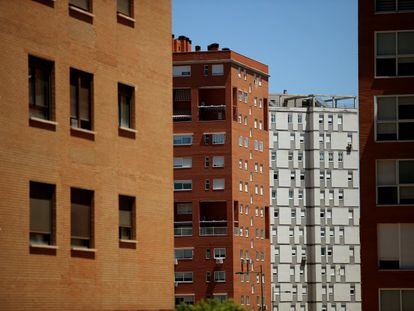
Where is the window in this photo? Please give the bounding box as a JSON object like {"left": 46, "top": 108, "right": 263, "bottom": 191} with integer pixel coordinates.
{"left": 212, "top": 178, "right": 225, "bottom": 190}
{"left": 338, "top": 115, "right": 343, "bottom": 125}
{"left": 205, "top": 156, "right": 210, "bottom": 168}
{"left": 238, "top": 90, "right": 243, "bottom": 102}
{"left": 377, "top": 159, "right": 414, "bottom": 204}
{"left": 271, "top": 113, "right": 276, "bottom": 123}
{"left": 298, "top": 152, "right": 303, "bottom": 161}
{"left": 173, "top": 157, "right": 192, "bottom": 169}
{"left": 214, "top": 248, "right": 226, "bottom": 259}
{"left": 205, "top": 179, "right": 210, "bottom": 190}
{"left": 238, "top": 67, "right": 241, "bottom": 78}
{"left": 326, "top": 134, "right": 331, "bottom": 143}
{"left": 29, "top": 181, "right": 55, "bottom": 246}
{"left": 376, "top": 0, "right": 414, "bottom": 12}
{"left": 329, "top": 152, "right": 334, "bottom": 162}
{"left": 212, "top": 64, "right": 224, "bottom": 76}
{"left": 244, "top": 92, "right": 248, "bottom": 103}
{"left": 212, "top": 133, "right": 226, "bottom": 144}
{"left": 320, "top": 152, "right": 325, "bottom": 161}
{"left": 319, "top": 134, "right": 324, "bottom": 143}
{"left": 338, "top": 152, "right": 344, "bottom": 162}
{"left": 174, "top": 180, "right": 192, "bottom": 191}
{"left": 376, "top": 96, "right": 414, "bottom": 141}
{"left": 289, "top": 190, "right": 294, "bottom": 200}
{"left": 175, "top": 248, "right": 193, "bottom": 260}
{"left": 203, "top": 64, "right": 209, "bottom": 76}
{"left": 376, "top": 31, "right": 414, "bottom": 77}
{"left": 339, "top": 190, "right": 344, "bottom": 201}
{"left": 319, "top": 114, "right": 324, "bottom": 124}
{"left": 177, "top": 203, "right": 192, "bottom": 215}
{"left": 291, "top": 171, "right": 295, "bottom": 180}
{"left": 117, "top": 0, "right": 133, "bottom": 17}
{"left": 173, "top": 65, "right": 191, "bottom": 77}
{"left": 119, "top": 195, "right": 135, "bottom": 240}
{"left": 213, "top": 294, "right": 227, "bottom": 302}
{"left": 380, "top": 289, "right": 414, "bottom": 311}
{"left": 175, "top": 272, "right": 193, "bottom": 283}
{"left": 212, "top": 156, "right": 224, "bottom": 167}
{"left": 288, "top": 152, "right": 293, "bottom": 161}
{"left": 288, "top": 114, "right": 292, "bottom": 123}
{"left": 298, "top": 114, "right": 303, "bottom": 124}
{"left": 328, "top": 115, "right": 333, "bottom": 124}
{"left": 175, "top": 295, "right": 195, "bottom": 305}
{"left": 28, "top": 56, "right": 53, "bottom": 121}
{"left": 118, "top": 83, "right": 134, "bottom": 129}
{"left": 348, "top": 171, "right": 353, "bottom": 182}
{"left": 173, "top": 134, "right": 193, "bottom": 146}
{"left": 69, "top": 0, "right": 91, "bottom": 12}
{"left": 290, "top": 133, "right": 295, "bottom": 141}
{"left": 71, "top": 188, "right": 93, "bottom": 249}
{"left": 214, "top": 271, "right": 226, "bottom": 282}
{"left": 378, "top": 223, "right": 414, "bottom": 269}
{"left": 271, "top": 151, "right": 277, "bottom": 161}
{"left": 70, "top": 68, "right": 93, "bottom": 130}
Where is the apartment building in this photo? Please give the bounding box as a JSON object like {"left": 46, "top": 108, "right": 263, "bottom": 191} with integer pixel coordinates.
{"left": 269, "top": 94, "right": 361, "bottom": 311}
{"left": 0, "top": 1, "right": 173, "bottom": 310}
{"left": 359, "top": 1, "right": 414, "bottom": 310}
{"left": 172, "top": 36, "right": 270, "bottom": 309}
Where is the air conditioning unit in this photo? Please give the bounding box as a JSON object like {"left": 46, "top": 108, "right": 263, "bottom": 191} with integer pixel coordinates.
{"left": 216, "top": 258, "right": 224, "bottom": 264}
{"left": 346, "top": 143, "right": 352, "bottom": 152}
{"left": 174, "top": 258, "right": 178, "bottom": 265}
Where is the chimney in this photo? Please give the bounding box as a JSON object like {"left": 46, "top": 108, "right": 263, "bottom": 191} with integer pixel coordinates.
{"left": 195, "top": 45, "right": 201, "bottom": 52}
{"left": 207, "top": 43, "right": 219, "bottom": 51}
{"left": 283, "top": 89, "right": 288, "bottom": 94}
{"left": 172, "top": 35, "right": 192, "bottom": 53}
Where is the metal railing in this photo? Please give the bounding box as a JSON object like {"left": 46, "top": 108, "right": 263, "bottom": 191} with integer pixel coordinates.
{"left": 174, "top": 222, "right": 193, "bottom": 237}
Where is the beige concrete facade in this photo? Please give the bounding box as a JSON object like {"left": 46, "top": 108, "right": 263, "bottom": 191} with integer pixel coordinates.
{"left": 0, "top": 1, "right": 173, "bottom": 310}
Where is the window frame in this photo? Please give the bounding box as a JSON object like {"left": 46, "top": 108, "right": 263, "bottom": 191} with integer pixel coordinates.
{"left": 117, "top": 0, "right": 134, "bottom": 18}
{"left": 173, "top": 134, "right": 193, "bottom": 146}
{"left": 375, "top": 30, "right": 414, "bottom": 78}
{"left": 70, "top": 68, "right": 93, "bottom": 130}
{"left": 375, "top": 95, "right": 414, "bottom": 142}
{"left": 376, "top": 159, "right": 414, "bottom": 205}
{"left": 375, "top": 0, "right": 414, "bottom": 14}
{"left": 174, "top": 180, "right": 193, "bottom": 192}
{"left": 28, "top": 55, "right": 54, "bottom": 122}
{"left": 119, "top": 195, "right": 136, "bottom": 241}
{"left": 118, "top": 83, "right": 135, "bottom": 130}
{"left": 70, "top": 187, "right": 94, "bottom": 249}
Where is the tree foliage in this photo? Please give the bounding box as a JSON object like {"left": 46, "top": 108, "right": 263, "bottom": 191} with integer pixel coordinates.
{"left": 176, "top": 299, "right": 245, "bottom": 311}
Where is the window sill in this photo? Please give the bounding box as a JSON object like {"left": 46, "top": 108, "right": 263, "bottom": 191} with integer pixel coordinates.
{"left": 71, "top": 247, "right": 97, "bottom": 252}
{"left": 69, "top": 5, "right": 94, "bottom": 24}
{"left": 71, "top": 247, "right": 96, "bottom": 259}
{"left": 70, "top": 127, "right": 96, "bottom": 141}
{"left": 119, "top": 239, "right": 137, "bottom": 249}
{"left": 29, "top": 117, "right": 57, "bottom": 131}
{"left": 29, "top": 243, "right": 58, "bottom": 255}
{"left": 118, "top": 126, "right": 136, "bottom": 139}
{"left": 117, "top": 12, "right": 135, "bottom": 28}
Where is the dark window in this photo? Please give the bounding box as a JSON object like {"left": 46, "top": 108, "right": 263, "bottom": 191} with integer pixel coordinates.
{"left": 119, "top": 195, "right": 135, "bottom": 240}
{"left": 376, "top": 58, "right": 396, "bottom": 76}
{"left": 206, "top": 271, "right": 211, "bottom": 282}
{"left": 399, "top": 0, "right": 414, "bottom": 11}
{"left": 117, "top": 0, "right": 132, "bottom": 17}
{"left": 376, "top": 0, "right": 397, "bottom": 12}
{"left": 204, "top": 134, "right": 211, "bottom": 145}
{"left": 69, "top": 0, "right": 91, "bottom": 11}
{"left": 203, "top": 64, "right": 209, "bottom": 76}
{"left": 71, "top": 188, "right": 93, "bottom": 248}
{"left": 29, "top": 56, "right": 53, "bottom": 120}
{"left": 118, "top": 83, "right": 134, "bottom": 129}
{"left": 377, "top": 187, "right": 398, "bottom": 205}
{"left": 70, "top": 68, "right": 93, "bottom": 130}
{"left": 398, "top": 58, "right": 414, "bottom": 76}
{"left": 30, "top": 181, "right": 55, "bottom": 245}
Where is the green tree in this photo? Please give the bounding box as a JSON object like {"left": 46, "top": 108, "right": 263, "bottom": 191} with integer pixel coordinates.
{"left": 176, "top": 299, "right": 245, "bottom": 311}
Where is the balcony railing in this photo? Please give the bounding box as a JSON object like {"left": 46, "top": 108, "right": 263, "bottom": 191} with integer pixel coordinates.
{"left": 173, "top": 110, "right": 192, "bottom": 122}
{"left": 199, "top": 220, "right": 227, "bottom": 236}
{"left": 174, "top": 221, "right": 193, "bottom": 237}
{"left": 198, "top": 105, "right": 226, "bottom": 121}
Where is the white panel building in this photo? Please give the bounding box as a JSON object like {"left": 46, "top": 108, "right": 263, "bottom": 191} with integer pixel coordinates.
{"left": 269, "top": 93, "right": 361, "bottom": 311}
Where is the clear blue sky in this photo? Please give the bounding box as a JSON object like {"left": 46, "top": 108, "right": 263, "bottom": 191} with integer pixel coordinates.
{"left": 172, "top": 0, "right": 358, "bottom": 96}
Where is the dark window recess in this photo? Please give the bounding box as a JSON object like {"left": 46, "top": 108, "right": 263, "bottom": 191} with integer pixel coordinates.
{"left": 118, "top": 83, "right": 134, "bottom": 129}
{"left": 399, "top": 104, "right": 414, "bottom": 120}
{"left": 30, "top": 181, "right": 55, "bottom": 245}
{"left": 376, "top": 0, "right": 396, "bottom": 11}
{"left": 378, "top": 187, "right": 398, "bottom": 205}
{"left": 204, "top": 65, "right": 209, "bottom": 76}
{"left": 29, "top": 56, "right": 53, "bottom": 120}
{"left": 69, "top": 0, "right": 91, "bottom": 11}
{"left": 71, "top": 188, "right": 93, "bottom": 248}
{"left": 398, "top": 59, "right": 414, "bottom": 76}
{"left": 376, "top": 59, "right": 396, "bottom": 77}
{"left": 70, "top": 68, "right": 93, "bottom": 130}
{"left": 173, "top": 89, "right": 191, "bottom": 122}
{"left": 379, "top": 260, "right": 400, "bottom": 269}
{"left": 377, "top": 125, "right": 398, "bottom": 141}
{"left": 119, "top": 195, "right": 135, "bottom": 240}
{"left": 117, "top": 0, "right": 132, "bottom": 16}
{"left": 399, "top": 123, "right": 414, "bottom": 140}
{"left": 399, "top": 0, "right": 414, "bottom": 11}
{"left": 204, "top": 134, "right": 211, "bottom": 145}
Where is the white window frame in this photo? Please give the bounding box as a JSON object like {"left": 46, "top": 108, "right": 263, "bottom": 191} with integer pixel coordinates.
{"left": 375, "top": 95, "right": 414, "bottom": 142}
{"left": 212, "top": 156, "right": 225, "bottom": 168}
{"left": 212, "top": 178, "right": 225, "bottom": 190}
{"left": 175, "top": 248, "right": 194, "bottom": 260}
{"left": 174, "top": 180, "right": 192, "bottom": 191}
{"left": 173, "top": 65, "right": 191, "bottom": 77}
{"left": 173, "top": 157, "right": 192, "bottom": 169}
{"left": 212, "top": 64, "right": 224, "bottom": 76}
{"left": 375, "top": 30, "right": 414, "bottom": 78}
{"left": 175, "top": 271, "right": 193, "bottom": 283}
{"left": 214, "top": 248, "right": 226, "bottom": 259}
{"left": 173, "top": 134, "right": 193, "bottom": 146}
{"left": 212, "top": 133, "right": 226, "bottom": 145}
{"left": 214, "top": 271, "right": 226, "bottom": 282}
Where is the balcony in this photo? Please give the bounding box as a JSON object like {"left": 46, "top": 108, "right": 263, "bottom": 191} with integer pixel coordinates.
{"left": 174, "top": 221, "right": 193, "bottom": 237}
{"left": 199, "top": 220, "right": 227, "bottom": 236}
{"left": 173, "top": 89, "right": 191, "bottom": 122}
{"left": 198, "top": 104, "right": 226, "bottom": 121}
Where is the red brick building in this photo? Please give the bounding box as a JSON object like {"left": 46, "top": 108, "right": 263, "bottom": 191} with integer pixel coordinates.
{"left": 172, "top": 36, "right": 270, "bottom": 309}
{"left": 359, "top": 0, "right": 414, "bottom": 310}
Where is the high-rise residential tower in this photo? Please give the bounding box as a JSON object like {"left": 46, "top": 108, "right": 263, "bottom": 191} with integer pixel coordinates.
{"left": 0, "top": 1, "right": 173, "bottom": 310}
{"left": 269, "top": 93, "right": 361, "bottom": 311}
{"left": 172, "top": 36, "right": 271, "bottom": 309}
{"left": 359, "top": 0, "right": 414, "bottom": 310}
